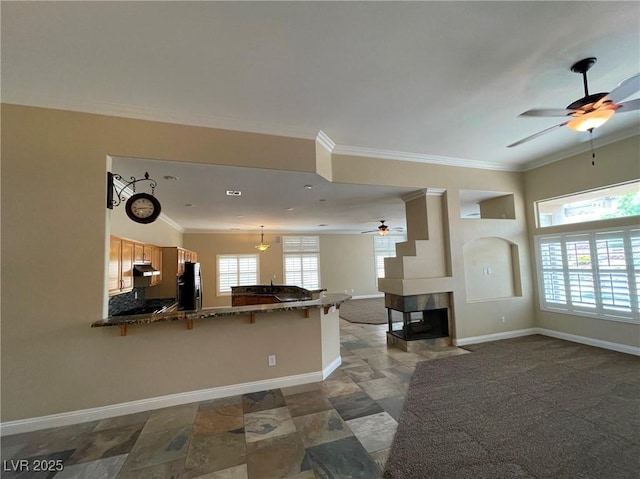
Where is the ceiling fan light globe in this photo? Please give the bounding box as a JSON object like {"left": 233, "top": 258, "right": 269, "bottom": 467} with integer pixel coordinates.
{"left": 567, "top": 109, "right": 615, "bottom": 131}
{"left": 378, "top": 229, "right": 389, "bottom": 236}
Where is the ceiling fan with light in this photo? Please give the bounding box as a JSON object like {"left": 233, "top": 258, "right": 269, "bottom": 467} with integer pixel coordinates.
{"left": 507, "top": 58, "right": 640, "bottom": 148}
{"left": 361, "top": 220, "right": 403, "bottom": 236}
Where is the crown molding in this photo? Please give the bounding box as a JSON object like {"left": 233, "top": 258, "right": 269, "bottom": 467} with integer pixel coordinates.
{"left": 4, "top": 92, "right": 320, "bottom": 141}
{"left": 316, "top": 130, "right": 336, "bottom": 152}
{"left": 522, "top": 127, "right": 640, "bottom": 171}
{"left": 400, "top": 188, "right": 446, "bottom": 202}
{"left": 7, "top": 92, "right": 635, "bottom": 174}
{"left": 158, "top": 213, "right": 185, "bottom": 233}
{"left": 332, "top": 144, "right": 518, "bottom": 172}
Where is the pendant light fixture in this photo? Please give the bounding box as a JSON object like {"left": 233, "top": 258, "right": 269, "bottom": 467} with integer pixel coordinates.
{"left": 254, "top": 225, "right": 271, "bottom": 252}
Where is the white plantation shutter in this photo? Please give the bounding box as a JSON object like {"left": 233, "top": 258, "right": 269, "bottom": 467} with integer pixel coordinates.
{"left": 631, "top": 229, "right": 640, "bottom": 303}
{"left": 535, "top": 226, "right": 638, "bottom": 322}
{"left": 283, "top": 236, "right": 320, "bottom": 289}
{"left": 374, "top": 235, "right": 405, "bottom": 278}
{"left": 284, "top": 255, "right": 303, "bottom": 285}
{"left": 283, "top": 236, "right": 320, "bottom": 252}
{"left": 538, "top": 237, "right": 566, "bottom": 306}
{"left": 565, "top": 234, "right": 596, "bottom": 309}
{"left": 217, "top": 255, "right": 259, "bottom": 295}
{"left": 595, "top": 232, "right": 631, "bottom": 312}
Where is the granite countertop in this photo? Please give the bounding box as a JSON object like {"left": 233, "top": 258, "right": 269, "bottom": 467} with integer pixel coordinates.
{"left": 92, "top": 293, "right": 351, "bottom": 328}
{"left": 230, "top": 285, "right": 326, "bottom": 297}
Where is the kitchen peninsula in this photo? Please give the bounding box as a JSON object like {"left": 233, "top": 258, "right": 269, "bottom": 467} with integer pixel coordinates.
{"left": 93, "top": 293, "right": 349, "bottom": 335}
{"left": 231, "top": 284, "right": 326, "bottom": 306}
{"left": 92, "top": 293, "right": 349, "bottom": 387}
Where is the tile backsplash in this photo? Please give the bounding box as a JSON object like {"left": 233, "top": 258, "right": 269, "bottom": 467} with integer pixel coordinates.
{"left": 108, "top": 288, "right": 176, "bottom": 316}
{"left": 108, "top": 287, "right": 145, "bottom": 316}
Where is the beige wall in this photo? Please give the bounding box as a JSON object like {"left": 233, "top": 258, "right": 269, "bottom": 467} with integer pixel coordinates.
{"left": 333, "top": 154, "right": 534, "bottom": 340}
{"left": 1, "top": 104, "right": 319, "bottom": 422}
{"left": 184, "top": 233, "right": 285, "bottom": 308}
{"left": 183, "top": 232, "right": 381, "bottom": 308}
{"left": 524, "top": 135, "right": 640, "bottom": 348}
{"left": 319, "top": 234, "right": 380, "bottom": 297}
{"left": 2, "top": 102, "right": 635, "bottom": 424}
{"left": 464, "top": 237, "right": 517, "bottom": 301}
{"left": 479, "top": 194, "right": 516, "bottom": 219}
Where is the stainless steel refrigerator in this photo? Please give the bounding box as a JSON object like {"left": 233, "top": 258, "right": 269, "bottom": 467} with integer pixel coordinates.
{"left": 178, "top": 262, "right": 202, "bottom": 311}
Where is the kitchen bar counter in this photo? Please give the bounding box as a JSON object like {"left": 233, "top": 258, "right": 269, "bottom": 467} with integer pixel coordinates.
{"left": 230, "top": 285, "right": 326, "bottom": 306}
{"left": 92, "top": 293, "right": 350, "bottom": 336}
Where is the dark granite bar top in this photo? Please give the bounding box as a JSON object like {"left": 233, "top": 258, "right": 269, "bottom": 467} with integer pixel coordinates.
{"left": 231, "top": 285, "right": 325, "bottom": 298}
{"left": 92, "top": 293, "right": 351, "bottom": 328}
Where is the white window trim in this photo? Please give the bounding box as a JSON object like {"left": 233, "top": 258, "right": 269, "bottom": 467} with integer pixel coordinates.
{"left": 216, "top": 254, "right": 260, "bottom": 296}
{"left": 282, "top": 236, "right": 320, "bottom": 289}
{"left": 535, "top": 225, "right": 639, "bottom": 324}
{"left": 374, "top": 234, "right": 405, "bottom": 279}
{"left": 535, "top": 180, "right": 640, "bottom": 229}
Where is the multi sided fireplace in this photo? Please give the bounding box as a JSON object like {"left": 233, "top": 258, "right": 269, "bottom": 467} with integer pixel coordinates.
{"left": 386, "top": 292, "right": 450, "bottom": 341}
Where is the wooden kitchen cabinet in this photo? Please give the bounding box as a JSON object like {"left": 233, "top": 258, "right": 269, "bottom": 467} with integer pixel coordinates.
{"left": 148, "top": 244, "right": 162, "bottom": 286}
{"left": 134, "top": 242, "right": 145, "bottom": 263}
{"left": 177, "top": 248, "right": 198, "bottom": 275}
{"left": 110, "top": 237, "right": 163, "bottom": 295}
{"left": 178, "top": 249, "right": 186, "bottom": 275}
{"left": 232, "top": 295, "right": 277, "bottom": 306}
{"left": 109, "top": 236, "right": 134, "bottom": 296}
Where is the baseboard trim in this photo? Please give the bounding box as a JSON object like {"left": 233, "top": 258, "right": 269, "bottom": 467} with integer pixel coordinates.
{"left": 322, "top": 355, "right": 342, "bottom": 379}
{"left": 0, "top": 369, "right": 327, "bottom": 437}
{"left": 536, "top": 328, "right": 640, "bottom": 356}
{"left": 454, "top": 327, "right": 640, "bottom": 356}
{"left": 453, "top": 328, "right": 538, "bottom": 346}
{"left": 352, "top": 294, "right": 384, "bottom": 300}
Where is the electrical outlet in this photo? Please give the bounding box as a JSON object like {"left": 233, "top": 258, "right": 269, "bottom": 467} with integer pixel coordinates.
{"left": 501, "top": 316, "right": 506, "bottom": 323}
{"left": 268, "top": 355, "right": 276, "bottom": 367}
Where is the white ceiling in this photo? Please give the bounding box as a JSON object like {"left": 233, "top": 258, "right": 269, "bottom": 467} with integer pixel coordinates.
{"left": 3, "top": 2, "right": 639, "bottom": 233}
{"left": 111, "top": 156, "right": 418, "bottom": 233}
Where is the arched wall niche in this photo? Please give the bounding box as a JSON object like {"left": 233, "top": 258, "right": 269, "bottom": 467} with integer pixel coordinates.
{"left": 463, "top": 237, "right": 523, "bottom": 302}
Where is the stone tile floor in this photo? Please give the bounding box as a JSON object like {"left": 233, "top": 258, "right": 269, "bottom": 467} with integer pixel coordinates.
{"left": 1, "top": 320, "right": 468, "bottom": 478}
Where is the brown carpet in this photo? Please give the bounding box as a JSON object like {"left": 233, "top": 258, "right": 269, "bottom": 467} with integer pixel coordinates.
{"left": 384, "top": 335, "right": 640, "bottom": 479}
{"left": 339, "top": 297, "right": 387, "bottom": 324}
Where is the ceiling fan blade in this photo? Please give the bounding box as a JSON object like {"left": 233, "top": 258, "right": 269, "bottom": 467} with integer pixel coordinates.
{"left": 519, "top": 108, "right": 576, "bottom": 117}
{"left": 507, "top": 121, "right": 569, "bottom": 148}
{"left": 360, "top": 230, "right": 377, "bottom": 234}
{"left": 606, "top": 73, "right": 640, "bottom": 104}
{"left": 615, "top": 98, "right": 640, "bottom": 112}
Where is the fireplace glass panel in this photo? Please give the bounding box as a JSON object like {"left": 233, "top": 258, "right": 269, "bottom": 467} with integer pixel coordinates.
{"left": 387, "top": 307, "right": 449, "bottom": 340}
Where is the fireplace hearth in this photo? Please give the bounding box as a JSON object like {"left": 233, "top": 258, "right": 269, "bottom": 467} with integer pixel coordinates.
{"left": 386, "top": 292, "right": 450, "bottom": 341}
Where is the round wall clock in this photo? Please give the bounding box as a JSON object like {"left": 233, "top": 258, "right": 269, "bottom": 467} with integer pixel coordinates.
{"left": 125, "top": 193, "right": 161, "bottom": 224}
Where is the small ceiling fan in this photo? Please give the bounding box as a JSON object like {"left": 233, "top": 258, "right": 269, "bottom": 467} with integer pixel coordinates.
{"left": 507, "top": 57, "right": 640, "bottom": 148}
{"left": 361, "top": 220, "right": 402, "bottom": 236}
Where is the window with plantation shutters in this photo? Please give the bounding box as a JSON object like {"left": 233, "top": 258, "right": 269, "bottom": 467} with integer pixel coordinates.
{"left": 538, "top": 237, "right": 566, "bottom": 306}
{"left": 283, "top": 236, "right": 320, "bottom": 289}
{"left": 217, "top": 254, "right": 259, "bottom": 295}
{"left": 535, "top": 226, "right": 639, "bottom": 323}
{"left": 282, "top": 236, "right": 320, "bottom": 253}
{"left": 374, "top": 235, "right": 405, "bottom": 278}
